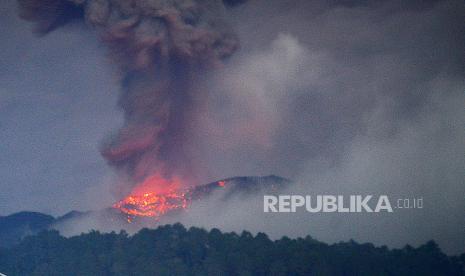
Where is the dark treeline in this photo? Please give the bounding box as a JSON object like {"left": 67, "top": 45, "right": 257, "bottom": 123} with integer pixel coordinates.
{"left": 0, "top": 223, "right": 464, "bottom": 276}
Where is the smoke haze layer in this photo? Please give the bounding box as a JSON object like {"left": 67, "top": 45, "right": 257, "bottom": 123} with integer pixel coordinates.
{"left": 180, "top": 0, "right": 465, "bottom": 254}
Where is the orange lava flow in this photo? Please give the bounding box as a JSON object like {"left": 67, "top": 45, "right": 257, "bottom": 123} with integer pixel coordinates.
{"left": 113, "top": 174, "right": 190, "bottom": 222}
{"left": 113, "top": 175, "right": 229, "bottom": 222}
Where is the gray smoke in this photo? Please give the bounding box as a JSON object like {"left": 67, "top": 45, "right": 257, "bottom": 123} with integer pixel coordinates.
{"left": 17, "top": 0, "right": 240, "bottom": 187}
{"left": 169, "top": 0, "right": 465, "bottom": 254}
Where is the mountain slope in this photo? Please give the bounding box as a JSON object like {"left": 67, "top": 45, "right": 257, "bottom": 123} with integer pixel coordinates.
{"left": 0, "top": 212, "right": 54, "bottom": 248}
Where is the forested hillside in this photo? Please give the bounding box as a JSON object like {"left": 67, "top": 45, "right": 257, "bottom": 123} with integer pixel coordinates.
{"left": 0, "top": 224, "right": 463, "bottom": 276}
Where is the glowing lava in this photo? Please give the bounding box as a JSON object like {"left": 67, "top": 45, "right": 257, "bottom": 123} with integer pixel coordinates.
{"left": 113, "top": 174, "right": 190, "bottom": 222}
{"left": 113, "top": 175, "right": 229, "bottom": 222}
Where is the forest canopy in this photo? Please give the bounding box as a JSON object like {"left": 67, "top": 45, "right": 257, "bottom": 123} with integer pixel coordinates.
{"left": 0, "top": 223, "right": 464, "bottom": 275}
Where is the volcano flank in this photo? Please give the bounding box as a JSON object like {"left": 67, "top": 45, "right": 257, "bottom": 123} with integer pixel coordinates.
{"left": 0, "top": 175, "right": 291, "bottom": 247}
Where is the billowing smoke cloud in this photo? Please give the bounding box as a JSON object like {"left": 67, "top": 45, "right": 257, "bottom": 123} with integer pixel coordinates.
{"left": 17, "top": 0, "right": 240, "bottom": 188}
{"left": 166, "top": 0, "right": 465, "bottom": 254}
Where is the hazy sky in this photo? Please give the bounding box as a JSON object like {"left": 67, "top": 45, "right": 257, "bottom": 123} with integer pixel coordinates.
{"left": 0, "top": 0, "right": 123, "bottom": 215}
{"left": 1, "top": 0, "right": 464, "bottom": 253}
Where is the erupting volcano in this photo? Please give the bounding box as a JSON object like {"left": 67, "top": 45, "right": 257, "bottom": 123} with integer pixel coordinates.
{"left": 16, "top": 0, "right": 291, "bottom": 226}
{"left": 17, "top": 0, "right": 241, "bottom": 211}
{"left": 112, "top": 175, "right": 290, "bottom": 222}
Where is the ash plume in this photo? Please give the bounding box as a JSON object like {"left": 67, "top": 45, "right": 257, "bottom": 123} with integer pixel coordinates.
{"left": 17, "top": 0, "right": 240, "bottom": 186}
